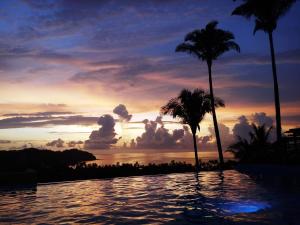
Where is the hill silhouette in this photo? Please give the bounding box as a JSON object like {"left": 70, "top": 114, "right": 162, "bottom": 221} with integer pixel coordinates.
{"left": 0, "top": 148, "right": 96, "bottom": 172}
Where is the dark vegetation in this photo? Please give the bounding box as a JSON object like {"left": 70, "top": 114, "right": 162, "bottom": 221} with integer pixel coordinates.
{"left": 37, "top": 160, "right": 235, "bottom": 183}
{"left": 0, "top": 148, "right": 236, "bottom": 185}
{"left": 227, "top": 124, "right": 300, "bottom": 164}
{"left": 0, "top": 148, "right": 96, "bottom": 172}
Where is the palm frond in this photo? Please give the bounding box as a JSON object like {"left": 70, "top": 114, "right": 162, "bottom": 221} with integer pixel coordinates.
{"left": 161, "top": 88, "right": 224, "bottom": 133}
{"left": 233, "top": 0, "right": 296, "bottom": 33}
{"left": 175, "top": 43, "right": 202, "bottom": 59}
{"left": 232, "top": 1, "right": 254, "bottom": 18}
{"left": 176, "top": 20, "right": 240, "bottom": 62}
{"left": 206, "top": 20, "right": 219, "bottom": 30}
{"left": 225, "top": 41, "right": 241, "bottom": 52}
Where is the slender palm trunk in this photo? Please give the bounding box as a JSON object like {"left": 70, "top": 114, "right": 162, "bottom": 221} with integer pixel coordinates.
{"left": 192, "top": 131, "right": 200, "bottom": 171}
{"left": 268, "top": 31, "right": 282, "bottom": 143}
{"left": 207, "top": 61, "right": 224, "bottom": 165}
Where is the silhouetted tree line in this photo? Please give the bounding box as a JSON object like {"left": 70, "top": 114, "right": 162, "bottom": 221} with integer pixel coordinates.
{"left": 0, "top": 148, "right": 96, "bottom": 172}
{"left": 37, "top": 160, "right": 235, "bottom": 183}
{"left": 227, "top": 124, "right": 300, "bottom": 164}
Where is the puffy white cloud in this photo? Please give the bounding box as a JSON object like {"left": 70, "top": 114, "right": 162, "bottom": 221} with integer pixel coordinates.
{"left": 84, "top": 114, "right": 119, "bottom": 149}
{"left": 46, "top": 138, "right": 64, "bottom": 148}
{"left": 136, "top": 116, "right": 184, "bottom": 149}
{"left": 113, "top": 104, "right": 132, "bottom": 122}
{"left": 135, "top": 117, "right": 214, "bottom": 150}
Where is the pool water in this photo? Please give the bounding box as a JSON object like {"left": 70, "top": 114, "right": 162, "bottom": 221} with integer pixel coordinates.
{"left": 0, "top": 170, "right": 299, "bottom": 224}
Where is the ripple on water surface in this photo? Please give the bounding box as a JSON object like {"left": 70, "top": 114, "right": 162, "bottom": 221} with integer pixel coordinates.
{"left": 0, "top": 170, "right": 299, "bottom": 225}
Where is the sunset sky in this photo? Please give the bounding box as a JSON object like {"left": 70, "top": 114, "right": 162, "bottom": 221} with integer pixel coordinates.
{"left": 0, "top": 0, "right": 299, "bottom": 150}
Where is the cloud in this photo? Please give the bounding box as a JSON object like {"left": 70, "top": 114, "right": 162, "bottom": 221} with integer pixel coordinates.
{"left": 232, "top": 116, "right": 253, "bottom": 142}
{"left": 219, "top": 49, "right": 300, "bottom": 66}
{"left": 0, "top": 140, "right": 11, "bottom": 144}
{"left": 46, "top": 138, "right": 64, "bottom": 148}
{"left": 132, "top": 112, "right": 275, "bottom": 150}
{"left": 2, "top": 111, "right": 74, "bottom": 117}
{"left": 113, "top": 104, "right": 132, "bottom": 122}
{"left": 252, "top": 112, "right": 275, "bottom": 141}
{"left": 232, "top": 112, "right": 275, "bottom": 142}
{"left": 252, "top": 112, "right": 273, "bottom": 127}
{"left": 208, "top": 123, "right": 234, "bottom": 148}
{"left": 67, "top": 140, "right": 83, "bottom": 148}
{"left": 134, "top": 116, "right": 214, "bottom": 150}
{"left": 129, "top": 139, "right": 136, "bottom": 148}
{"left": 0, "top": 0, "right": 299, "bottom": 139}
{"left": 0, "top": 115, "right": 98, "bottom": 129}
{"left": 84, "top": 114, "right": 119, "bottom": 149}
{"left": 135, "top": 116, "right": 184, "bottom": 149}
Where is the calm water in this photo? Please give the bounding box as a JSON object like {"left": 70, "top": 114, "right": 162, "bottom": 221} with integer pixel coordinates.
{"left": 88, "top": 150, "right": 233, "bottom": 165}
{"left": 0, "top": 170, "right": 299, "bottom": 225}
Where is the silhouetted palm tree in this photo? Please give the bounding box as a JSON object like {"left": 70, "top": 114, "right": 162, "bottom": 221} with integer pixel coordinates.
{"left": 161, "top": 88, "right": 224, "bottom": 170}
{"left": 176, "top": 21, "right": 240, "bottom": 166}
{"left": 232, "top": 0, "right": 296, "bottom": 143}
{"left": 227, "top": 124, "right": 273, "bottom": 162}
{"left": 250, "top": 123, "right": 273, "bottom": 146}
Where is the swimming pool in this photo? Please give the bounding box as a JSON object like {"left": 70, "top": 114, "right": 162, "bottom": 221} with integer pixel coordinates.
{"left": 0, "top": 170, "right": 299, "bottom": 224}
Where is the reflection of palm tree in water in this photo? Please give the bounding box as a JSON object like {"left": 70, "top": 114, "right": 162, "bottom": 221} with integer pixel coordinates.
{"left": 182, "top": 171, "right": 226, "bottom": 223}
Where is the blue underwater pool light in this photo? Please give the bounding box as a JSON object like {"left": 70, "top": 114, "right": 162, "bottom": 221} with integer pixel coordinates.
{"left": 220, "top": 201, "right": 271, "bottom": 214}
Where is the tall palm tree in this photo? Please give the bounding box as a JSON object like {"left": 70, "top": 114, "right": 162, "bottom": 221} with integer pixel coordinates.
{"left": 232, "top": 0, "right": 296, "bottom": 143}
{"left": 161, "top": 88, "right": 224, "bottom": 170}
{"left": 176, "top": 21, "right": 240, "bottom": 166}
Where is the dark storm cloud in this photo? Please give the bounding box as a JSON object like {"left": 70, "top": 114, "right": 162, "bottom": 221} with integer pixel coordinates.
{"left": 0, "top": 115, "right": 98, "bottom": 129}
{"left": 84, "top": 114, "right": 119, "bottom": 149}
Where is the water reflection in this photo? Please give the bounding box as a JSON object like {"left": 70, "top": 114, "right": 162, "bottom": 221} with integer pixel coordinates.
{"left": 0, "top": 170, "right": 298, "bottom": 224}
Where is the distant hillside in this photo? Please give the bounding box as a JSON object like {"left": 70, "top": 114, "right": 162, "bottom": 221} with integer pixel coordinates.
{"left": 0, "top": 148, "right": 96, "bottom": 172}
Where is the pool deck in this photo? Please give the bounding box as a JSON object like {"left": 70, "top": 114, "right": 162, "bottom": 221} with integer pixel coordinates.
{"left": 235, "top": 164, "right": 300, "bottom": 178}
